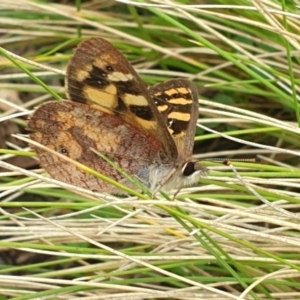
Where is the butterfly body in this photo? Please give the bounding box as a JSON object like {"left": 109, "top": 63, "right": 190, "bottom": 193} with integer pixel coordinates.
{"left": 27, "top": 37, "right": 205, "bottom": 193}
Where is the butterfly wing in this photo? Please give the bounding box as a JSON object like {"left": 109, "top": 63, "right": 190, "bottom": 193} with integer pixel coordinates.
{"left": 27, "top": 101, "right": 162, "bottom": 193}
{"left": 148, "top": 78, "right": 199, "bottom": 161}
{"left": 65, "top": 37, "right": 177, "bottom": 162}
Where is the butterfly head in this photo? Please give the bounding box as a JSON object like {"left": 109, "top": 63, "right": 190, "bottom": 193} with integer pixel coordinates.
{"left": 147, "top": 160, "right": 206, "bottom": 192}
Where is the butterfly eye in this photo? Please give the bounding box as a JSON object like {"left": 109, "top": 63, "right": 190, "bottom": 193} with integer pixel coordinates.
{"left": 106, "top": 65, "right": 114, "bottom": 72}
{"left": 182, "top": 161, "right": 196, "bottom": 176}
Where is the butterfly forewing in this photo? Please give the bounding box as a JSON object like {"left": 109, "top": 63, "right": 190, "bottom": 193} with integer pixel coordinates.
{"left": 148, "top": 79, "right": 199, "bottom": 160}
{"left": 65, "top": 37, "right": 177, "bottom": 161}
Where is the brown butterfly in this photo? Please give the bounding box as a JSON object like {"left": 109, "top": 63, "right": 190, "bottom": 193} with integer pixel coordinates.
{"left": 27, "top": 37, "right": 205, "bottom": 193}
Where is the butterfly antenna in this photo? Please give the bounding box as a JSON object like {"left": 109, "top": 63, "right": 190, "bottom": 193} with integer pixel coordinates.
{"left": 202, "top": 156, "right": 261, "bottom": 164}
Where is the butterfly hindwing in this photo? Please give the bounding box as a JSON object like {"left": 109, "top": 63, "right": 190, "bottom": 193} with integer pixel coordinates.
{"left": 27, "top": 101, "right": 162, "bottom": 193}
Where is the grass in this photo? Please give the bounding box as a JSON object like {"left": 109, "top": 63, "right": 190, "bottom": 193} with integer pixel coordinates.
{"left": 1, "top": 0, "right": 300, "bottom": 299}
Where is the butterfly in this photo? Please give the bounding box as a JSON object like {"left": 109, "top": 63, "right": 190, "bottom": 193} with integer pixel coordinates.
{"left": 27, "top": 37, "right": 205, "bottom": 194}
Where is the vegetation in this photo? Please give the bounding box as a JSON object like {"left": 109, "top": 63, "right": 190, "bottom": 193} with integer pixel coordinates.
{"left": 0, "top": 1, "right": 300, "bottom": 299}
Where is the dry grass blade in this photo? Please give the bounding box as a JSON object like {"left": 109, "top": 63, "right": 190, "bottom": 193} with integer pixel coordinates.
{"left": 0, "top": 1, "right": 300, "bottom": 300}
